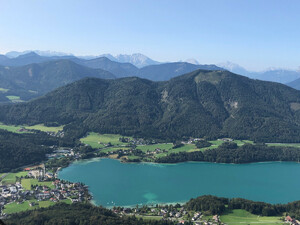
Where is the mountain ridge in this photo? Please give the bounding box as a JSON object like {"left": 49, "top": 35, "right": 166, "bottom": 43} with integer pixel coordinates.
{"left": 1, "top": 69, "right": 300, "bottom": 142}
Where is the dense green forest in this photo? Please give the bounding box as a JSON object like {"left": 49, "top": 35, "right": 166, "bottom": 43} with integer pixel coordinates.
{"left": 185, "top": 195, "right": 300, "bottom": 219}
{"left": 4, "top": 196, "right": 300, "bottom": 224}
{"left": 1, "top": 70, "right": 300, "bottom": 142}
{"left": 155, "top": 142, "right": 300, "bottom": 163}
{"left": 0, "top": 130, "right": 75, "bottom": 173}
{"left": 3, "top": 203, "right": 175, "bottom": 225}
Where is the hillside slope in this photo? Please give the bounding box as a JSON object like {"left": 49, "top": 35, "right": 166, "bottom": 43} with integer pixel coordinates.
{"left": 0, "top": 60, "right": 115, "bottom": 102}
{"left": 1, "top": 70, "right": 300, "bottom": 142}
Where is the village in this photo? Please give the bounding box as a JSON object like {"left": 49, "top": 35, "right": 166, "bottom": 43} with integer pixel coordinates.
{"left": 0, "top": 163, "right": 91, "bottom": 219}
{"left": 112, "top": 204, "right": 223, "bottom": 225}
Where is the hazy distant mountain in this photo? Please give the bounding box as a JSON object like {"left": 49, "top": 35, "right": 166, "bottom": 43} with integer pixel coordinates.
{"left": 287, "top": 77, "right": 300, "bottom": 90}
{"left": 6, "top": 50, "right": 73, "bottom": 58}
{"left": 115, "top": 53, "right": 159, "bottom": 68}
{"left": 2, "top": 69, "right": 300, "bottom": 142}
{"left": 184, "top": 58, "right": 200, "bottom": 65}
{"left": 98, "top": 53, "right": 159, "bottom": 68}
{"left": 0, "top": 52, "right": 75, "bottom": 67}
{"left": 77, "top": 57, "right": 139, "bottom": 77}
{"left": 74, "top": 56, "right": 223, "bottom": 81}
{"left": 136, "top": 62, "right": 224, "bottom": 81}
{"left": 219, "top": 61, "right": 300, "bottom": 84}
{"left": 0, "top": 51, "right": 226, "bottom": 82}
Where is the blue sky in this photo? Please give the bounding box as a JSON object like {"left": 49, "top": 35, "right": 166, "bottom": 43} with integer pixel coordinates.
{"left": 0, "top": 0, "right": 299, "bottom": 71}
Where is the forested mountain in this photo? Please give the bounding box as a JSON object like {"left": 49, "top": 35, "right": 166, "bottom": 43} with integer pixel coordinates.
{"left": 0, "top": 60, "right": 115, "bottom": 102}
{"left": 1, "top": 70, "right": 300, "bottom": 142}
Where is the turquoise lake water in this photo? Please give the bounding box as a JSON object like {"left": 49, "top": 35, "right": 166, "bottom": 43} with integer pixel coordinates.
{"left": 58, "top": 158, "right": 300, "bottom": 207}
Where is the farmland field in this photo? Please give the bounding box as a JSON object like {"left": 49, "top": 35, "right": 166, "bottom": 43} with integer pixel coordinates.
{"left": 137, "top": 143, "right": 173, "bottom": 152}
{"left": 21, "top": 178, "right": 55, "bottom": 190}
{"left": 0, "top": 123, "right": 27, "bottom": 133}
{"left": 267, "top": 143, "right": 300, "bottom": 148}
{"left": 81, "top": 133, "right": 130, "bottom": 148}
{"left": 3, "top": 199, "right": 71, "bottom": 214}
{"left": 1, "top": 172, "right": 28, "bottom": 185}
{"left": 25, "top": 124, "right": 64, "bottom": 133}
{"left": 220, "top": 209, "right": 283, "bottom": 225}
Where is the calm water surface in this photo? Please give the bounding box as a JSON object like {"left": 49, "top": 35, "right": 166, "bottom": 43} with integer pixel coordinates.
{"left": 58, "top": 158, "right": 300, "bottom": 207}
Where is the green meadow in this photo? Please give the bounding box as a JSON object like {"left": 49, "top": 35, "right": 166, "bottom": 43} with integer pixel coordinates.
{"left": 137, "top": 143, "right": 173, "bottom": 152}
{"left": 24, "top": 124, "right": 64, "bottom": 133}
{"left": 0, "top": 88, "right": 9, "bottom": 92}
{"left": 220, "top": 209, "right": 283, "bottom": 225}
{"left": 0, "top": 123, "right": 27, "bottom": 133}
{"left": 0, "top": 123, "right": 63, "bottom": 134}
{"left": 81, "top": 133, "right": 131, "bottom": 148}
{"left": 1, "top": 172, "right": 28, "bottom": 185}
{"left": 3, "top": 199, "right": 71, "bottom": 214}
{"left": 267, "top": 143, "right": 300, "bottom": 148}
{"left": 21, "top": 178, "right": 55, "bottom": 190}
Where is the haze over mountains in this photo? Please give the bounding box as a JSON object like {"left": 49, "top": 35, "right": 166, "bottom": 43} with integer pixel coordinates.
{"left": 0, "top": 52, "right": 224, "bottom": 103}
{"left": 1, "top": 69, "right": 300, "bottom": 143}
{"left": 219, "top": 61, "right": 300, "bottom": 84}
{"left": 1, "top": 50, "right": 300, "bottom": 105}
{"left": 2, "top": 50, "right": 300, "bottom": 85}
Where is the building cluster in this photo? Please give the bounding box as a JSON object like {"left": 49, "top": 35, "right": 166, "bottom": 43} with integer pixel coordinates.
{"left": 46, "top": 148, "right": 75, "bottom": 159}
{"left": 0, "top": 168, "right": 90, "bottom": 218}
{"left": 286, "top": 216, "right": 300, "bottom": 225}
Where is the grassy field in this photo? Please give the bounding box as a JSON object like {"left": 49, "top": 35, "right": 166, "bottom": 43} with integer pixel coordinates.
{"left": 0, "top": 123, "right": 28, "bottom": 133}
{"left": 171, "top": 144, "right": 197, "bottom": 153}
{"left": 137, "top": 143, "right": 173, "bottom": 152}
{"left": 0, "top": 88, "right": 9, "bottom": 92}
{"left": 1, "top": 172, "right": 28, "bottom": 185}
{"left": 136, "top": 215, "right": 163, "bottom": 221}
{"left": 0, "top": 123, "right": 63, "bottom": 134}
{"left": 3, "top": 199, "right": 72, "bottom": 214}
{"left": 24, "top": 124, "right": 64, "bottom": 133}
{"left": 21, "top": 178, "right": 55, "bottom": 190}
{"left": 267, "top": 143, "right": 300, "bottom": 148}
{"left": 6, "top": 95, "right": 20, "bottom": 100}
{"left": 5, "top": 95, "right": 24, "bottom": 103}
{"left": 81, "top": 133, "right": 131, "bottom": 148}
{"left": 100, "top": 147, "right": 131, "bottom": 153}
{"left": 220, "top": 209, "right": 283, "bottom": 225}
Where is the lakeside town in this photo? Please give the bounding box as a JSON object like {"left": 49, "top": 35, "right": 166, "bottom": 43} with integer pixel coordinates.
{"left": 0, "top": 161, "right": 91, "bottom": 219}
{"left": 0, "top": 125, "right": 300, "bottom": 224}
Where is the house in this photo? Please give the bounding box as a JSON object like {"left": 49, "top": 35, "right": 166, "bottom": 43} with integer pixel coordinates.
{"left": 286, "top": 216, "right": 293, "bottom": 222}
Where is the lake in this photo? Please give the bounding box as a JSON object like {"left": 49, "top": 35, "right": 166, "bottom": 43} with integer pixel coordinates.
{"left": 58, "top": 158, "right": 300, "bottom": 207}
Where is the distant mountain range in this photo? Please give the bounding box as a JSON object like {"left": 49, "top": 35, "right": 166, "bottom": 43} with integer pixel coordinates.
{"left": 1, "top": 51, "right": 300, "bottom": 105}
{"left": 0, "top": 52, "right": 225, "bottom": 103}
{"left": 219, "top": 61, "right": 300, "bottom": 84}
{"left": 2, "top": 69, "right": 300, "bottom": 142}
{"left": 3, "top": 51, "right": 158, "bottom": 68}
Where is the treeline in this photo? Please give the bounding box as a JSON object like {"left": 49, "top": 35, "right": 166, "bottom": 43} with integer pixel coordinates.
{"left": 3, "top": 203, "right": 175, "bottom": 225}
{"left": 156, "top": 142, "right": 300, "bottom": 164}
{"left": 185, "top": 195, "right": 300, "bottom": 219}
{"left": 185, "top": 195, "right": 228, "bottom": 214}
{"left": 0, "top": 129, "right": 77, "bottom": 173}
